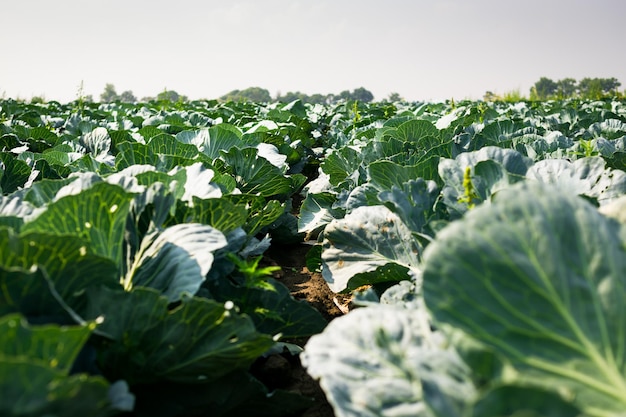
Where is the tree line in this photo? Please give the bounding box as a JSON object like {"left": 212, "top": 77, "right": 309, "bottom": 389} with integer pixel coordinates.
{"left": 530, "top": 77, "right": 622, "bottom": 100}
{"left": 220, "top": 86, "right": 378, "bottom": 104}
{"left": 11, "top": 78, "right": 623, "bottom": 105}
{"left": 96, "top": 84, "right": 381, "bottom": 104}
{"left": 99, "top": 84, "right": 188, "bottom": 103}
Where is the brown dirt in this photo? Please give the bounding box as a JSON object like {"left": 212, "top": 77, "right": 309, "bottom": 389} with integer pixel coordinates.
{"left": 262, "top": 243, "right": 344, "bottom": 417}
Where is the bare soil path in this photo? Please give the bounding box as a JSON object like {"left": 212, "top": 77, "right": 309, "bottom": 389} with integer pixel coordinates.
{"left": 259, "top": 243, "right": 342, "bottom": 417}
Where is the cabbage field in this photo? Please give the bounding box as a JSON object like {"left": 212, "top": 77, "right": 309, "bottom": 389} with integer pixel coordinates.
{"left": 1, "top": 97, "right": 626, "bottom": 417}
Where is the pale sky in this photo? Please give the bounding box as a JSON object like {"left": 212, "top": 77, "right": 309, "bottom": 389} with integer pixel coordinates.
{"left": 2, "top": 0, "right": 625, "bottom": 103}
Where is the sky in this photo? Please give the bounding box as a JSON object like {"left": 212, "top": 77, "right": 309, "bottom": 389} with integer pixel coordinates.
{"left": 2, "top": 0, "right": 626, "bottom": 103}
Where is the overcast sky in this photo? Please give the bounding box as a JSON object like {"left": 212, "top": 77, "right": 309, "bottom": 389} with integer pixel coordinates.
{"left": 2, "top": 0, "right": 625, "bottom": 103}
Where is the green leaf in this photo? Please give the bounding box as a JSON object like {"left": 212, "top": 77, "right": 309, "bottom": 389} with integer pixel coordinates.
{"left": 176, "top": 124, "right": 249, "bottom": 160}
{"left": 396, "top": 119, "right": 440, "bottom": 143}
{"left": 148, "top": 132, "right": 199, "bottom": 159}
{"left": 221, "top": 147, "right": 294, "bottom": 197}
{"left": 297, "top": 192, "right": 344, "bottom": 235}
{"left": 368, "top": 160, "right": 426, "bottom": 189}
{"left": 124, "top": 223, "right": 227, "bottom": 301}
{"left": 321, "top": 205, "right": 421, "bottom": 292}
{"left": 423, "top": 182, "right": 626, "bottom": 415}
{"left": 378, "top": 178, "right": 439, "bottom": 234}
{"left": 225, "top": 194, "right": 285, "bottom": 236}
{"left": 321, "top": 146, "right": 363, "bottom": 187}
{"left": 21, "top": 182, "right": 134, "bottom": 265}
{"left": 83, "top": 286, "right": 274, "bottom": 385}
{"left": 479, "top": 119, "right": 533, "bottom": 144}
{"left": 0, "top": 194, "right": 38, "bottom": 231}
{"left": 439, "top": 147, "right": 531, "bottom": 217}
{"left": 0, "top": 360, "right": 113, "bottom": 417}
{"left": 302, "top": 305, "right": 475, "bottom": 417}
{"left": 23, "top": 177, "right": 74, "bottom": 207}
{"left": 0, "top": 229, "right": 119, "bottom": 319}
{"left": 172, "top": 196, "right": 248, "bottom": 234}
{"left": 177, "top": 162, "right": 223, "bottom": 203}
{"left": 471, "top": 384, "right": 582, "bottom": 417}
{"left": 0, "top": 314, "right": 116, "bottom": 417}
{"left": 205, "top": 277, "right": 327, "bottom": 338}
{"left": 0, "top": 152, "right": 32, "bottom": 194}
{"left": 114, "top": 141, "right": 155, "bottom": 170}
{"left": 0, "top": 313, "right": 93, "bottom": 372}
{"left": 527, "top": 156, "right": 626, "bottom": 206}
{"left": 80, "top": 127, "right": 112, "bottom": 161}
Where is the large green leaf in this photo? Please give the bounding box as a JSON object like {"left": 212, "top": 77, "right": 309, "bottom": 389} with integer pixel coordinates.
{"left": 470, "top": 384, "right": 582, "bottom": 417}
{"left": 124, "top": 223, "right": 227, "bottom": 301}
{"left": 0, "top": 229, "right": 119, "bottom": 319}
{"left": 368, "top": 160, "right": 429, "bottom": 190}
{"left": 0, "top": 360, "right": 114, "bottom": 417}
{"left": 83, "top": 286, "right": 274, "bottom": 385}
{"left": 526, "top": 156, "right": 626, "bottom": 206}
{"left": 23, "top": 177, "right": 74, "bottom": 207}
{"left": 0, "top": 314, "right": 120, "bottom": 417}
{"left": 176, "top": 124, "right": 249, "bottom": 160}
{"left": 177, "top": 162, "right": 223, "bottom": 203}
{"left": 114, "top": 141, "right": 155, "bottom": 170}
{"left": 148, "top": 133, "right": 199, "bottom": 159}
{"left": 321, "top": 205, "right": 421, "bottom": 292}
{"left": 0, "top": 313, "right": 93, "bottom": 372}
{"left": 21, "top": 182, "right": 134, "bottom": 265}
{"left": 297, "top": 192, "right": 344, "bottom": 235}
{"left": 302, "top": 305, "right": 475, "bottom": 417}
{"left": 80, "top": 127, "right": 112, "bottom": 163}
{"left": 439, "top": 147, "right": 531, "bottom": 216}
{"left": 396, "top": 119, "right": 440, "bottom": 143}
{"left": 205, "top": 277, "right": 327, "bottom": 338}
{"left": 225, "top": 194, "right": 285, "bottom": 236}
{"left": 0, "top": 194, "right": 39, "bottom": 231}
{"left": 172, "top": 196, "right": 248, "bottom": 234}
{"left": 321, "top": 146, "right": 363, "bottom": 187}
{"left": 423, "top": 182, "right": 626, "bottom": 415}
{"left": 377, "top": 178, "right": 439, "bottom": 235}
{"left": 220, "top": 147, "right": 294, "bottom": 197}
{"left": 0, "top": 152, "right": 32, "bottom": 194}
{"left": 479, "top": 119, "right": 534, "bottom": 145}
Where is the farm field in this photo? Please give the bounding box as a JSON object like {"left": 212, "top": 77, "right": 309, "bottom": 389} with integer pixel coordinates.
{"left": 1, "top": 96, "right": 626, "bottom": 417}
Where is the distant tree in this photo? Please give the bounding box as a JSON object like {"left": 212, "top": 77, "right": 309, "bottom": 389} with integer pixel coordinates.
{"left": 220, "top": 87, "right": 271, "bottom": 102}
{"left": 502, "top": 89, "right": 525, "bottom": 102}
{"left": 30, "top": 95, "right": 46, "bottom": 104}
{"left": 157, "top": 89, "right": 187, "bottom": 102}
{"left": 556, "top": 78, "right": 577, "bottom": 98}
{"left": 583, "top": 77, "right": 621, "bottom": 96}
{"left": 276, "top": 91, "right": 306, "bottom": 103}
{"left": 100, "top": 83, "right": 119, "bottom": 103}
{"left": 331, "top": 88, "right": 375, "bottom": 103}
{"left": 531, "top": 77, "right": 558, "bottom": 100}
{"left": 275, "top": 91, "right": 331, "bottom": 104}
{"left": 483, "top": 91, "right": 499, "bottom": 101}
{"left": 119, "top": 90, "right": 137, "bottom": 103}
{"left": 351, "top": 87, "right": 374, "bottom": 102}
{"left": 527, "top": 76, "right": 622, "bottom": 100}
{"left": 387, "top": 92, "right": 403, "bottom": 102}
{"left": 603, "top": 77, "right": 622, "bottom": 93}
{"left": 337, "top": 90, "right": 352, "bottom": 101}
{"left": 308, "top": 94, "right": 328, "bottom": 104}
{"left": 579, "top": 78, "right": 604, "bottom": 99}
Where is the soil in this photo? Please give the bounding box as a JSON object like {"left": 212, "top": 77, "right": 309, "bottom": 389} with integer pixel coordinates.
{"left": 258, "top": 243, "right": 348, "bottom": 417}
